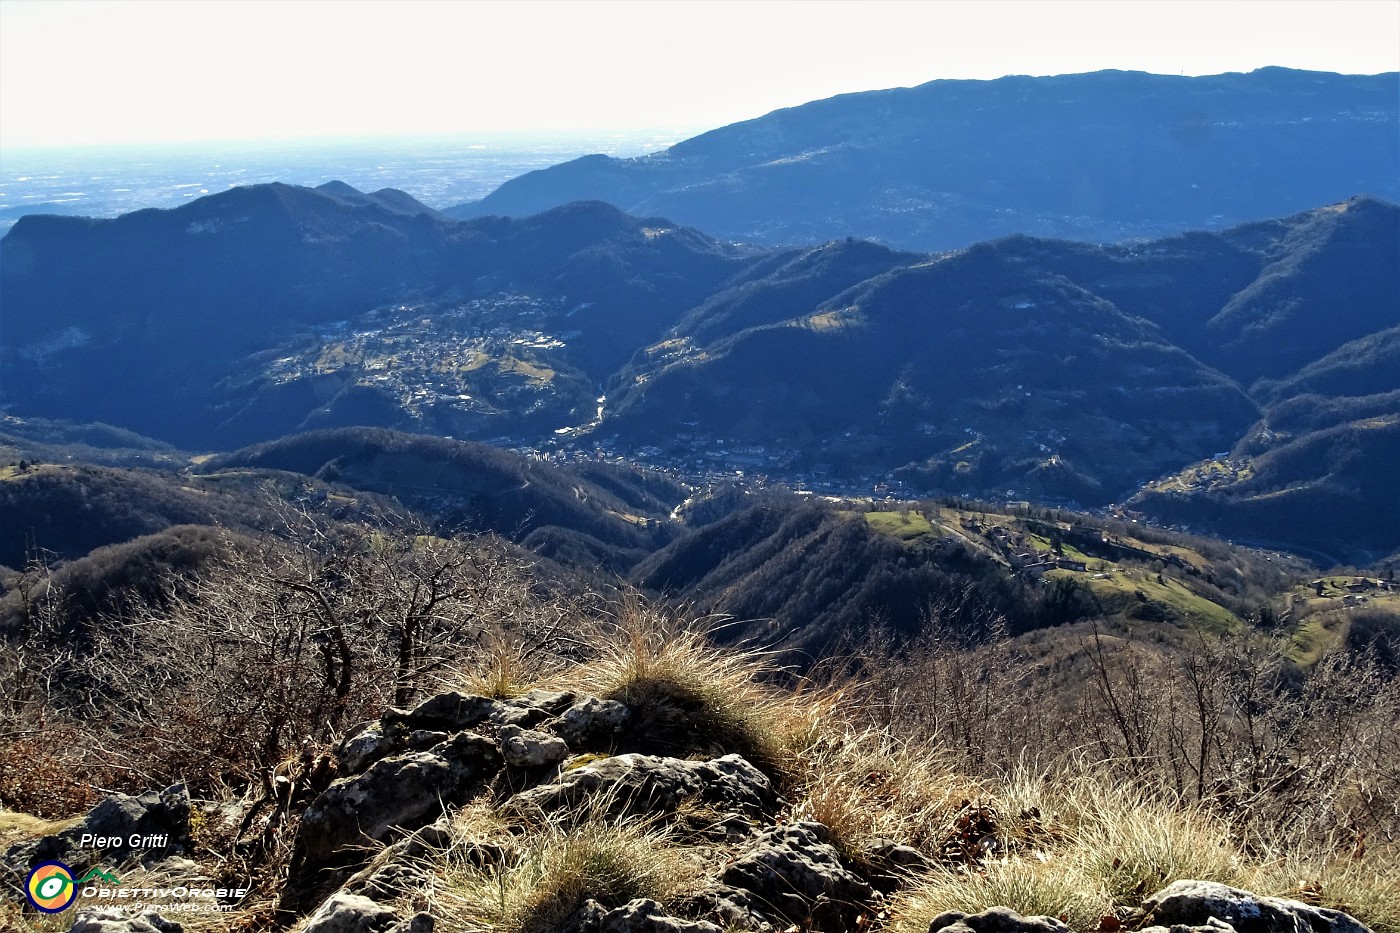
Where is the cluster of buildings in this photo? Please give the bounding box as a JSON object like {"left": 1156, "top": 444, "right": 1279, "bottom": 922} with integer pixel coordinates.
{"left": 959, "top": 516, "right": 1088, "bottom": 576}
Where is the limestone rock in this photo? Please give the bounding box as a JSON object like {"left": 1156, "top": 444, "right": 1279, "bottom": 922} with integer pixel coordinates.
{"left": 686, "top": 884, "right": 772, "bottom": 932}
{"left": 507, "top": 753, "right": 780, "bottom": 823}
{"left": 342, "top": 858, "right": 430, "bottom": 903}
{"left": 499, "top": 724, "right": 570, "bottom": 768}
{"left": 341, "top": 820, "right": 451, "bottom": 902}
{"left": 928, "top": 906, "right": 1072, "bottom": 933}
{"left": 566, "top": 897, "right": 724, "bottom": 933}
{"left": 5, "top": 784, "right": 192, "bottom": 877}
{"left": 296, "top": 734, "right": 501, "bottom": 867}
{"left": 300, "top": 892, "right": 401, "bottom": 933}
{"left": 389, "top": 692, "right": 503, "bottom": 731}
{"left": 516, "top": 688, "right": 577, "bottom": 714}
{"left": 67, "top": 910, "right": 183, "bottom": 933}
{"left": 1142, "top": 881, "right": 1373, "bottom": 933}
{"left": 1137, "top": 919, "right": 1238, "bottom": 933}
{"left": 552, "top": 696, "right": 631, "bottom": 747}
{"left": 336, "top": 719, "right": 457, "bottom": 777}
{"left": 337, "top": 721, "right": 404, "bottom": 775}
{"left": 490, "top": 688, "right": 579, "bottom": 728}
{"left": 340, "top": 689, "right": 581, "bottom": 774}
{"left": 711, "top": 821, "right": 879, "bottom": 932}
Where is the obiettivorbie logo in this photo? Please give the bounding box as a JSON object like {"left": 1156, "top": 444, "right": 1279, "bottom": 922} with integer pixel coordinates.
{"left": 24, "top": 862, "right": 120, "bottom": 913}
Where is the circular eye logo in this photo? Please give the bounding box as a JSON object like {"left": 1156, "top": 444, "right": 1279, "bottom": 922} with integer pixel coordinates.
{"left": 26, "top": 861, "right": 77, "bottom": 913}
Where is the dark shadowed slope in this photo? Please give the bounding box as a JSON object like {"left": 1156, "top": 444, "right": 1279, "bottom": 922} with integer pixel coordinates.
{"left": 0, "top": 185, "right": 758, "bottom": 447}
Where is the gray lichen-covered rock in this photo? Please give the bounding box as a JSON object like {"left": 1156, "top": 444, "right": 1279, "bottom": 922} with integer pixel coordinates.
{"left": 1137, "top": 919, "right": 1238, "bottom": 933}
{"left": 299, "top": 889, "right": 435, "bottom": 933}
{"left": 388, "top": 691, "right": 504, "bottom": 731}
{"left": 342, "top": 857, "right": 430, "bottom": 903}
{"left": 928, "top": 906, "right": 1072, "bottom": 933}
{"left": 507, "top": 753, "right": 780, "bottom": 822}
{"left": 552, "top": 696, "right": 631, "bottom": 747}
{"left": 687, "top": 884, "right": 772, "bottom": 932}
{"left": 336, "top": 722, "right": 452, "bottom": 776}
{"left": 299, "top": 892, "right": 401, "bottom": 933}
{"left": 516, "top": 688, "right": 578, "bottom": 714}
{"left": 499, "top": 724, "right": 570, "bottom": 767}
{"left": 5, "top": 784, "right": 192, "bottom": 877}
{"left": 491, "top": 688, "right": 579, "bottom": 728}
{"left": 340, "top": 689, "right": 584, "bottom": 774}
{"left": 67, "top": 909, "right": 184, "bottom": 933}
{"left": 337, "top": 720, "right": 403, "bottom": 774}
{"left": 296, "top": 733, "right": 501, "bottom": 867}
{"left": 566, "top": 898, "right": 725, "bottom": 933}
{"left": 341, "top": 819, "right": 452, "bottom": 902}
{"left": 1142, "top": 881, "right": 1373, "bottom": 933}
{"left": 709, "top": 821, "right": 879, "bottom": 932}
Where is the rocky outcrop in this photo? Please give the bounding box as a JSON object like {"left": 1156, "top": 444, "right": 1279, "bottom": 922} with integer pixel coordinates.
{"left": 566, "top": 898, "right": 725, "bottom": 933}
{"left": 297, "top": 733, "right": 502, "bottom": 868}
{"left": 1140, "top": 880, "right": 1373, "bottom": 933}
{"left": 928, "top": 906, "right": 1071, "bottom": 933}
{"left": 552, "top": 696, "right": 631, "bottom": 746}
{"left": 4, "top": 784, "right": 192, "bottom": 878}
{"left": 66, "top": 910, "right": 184, "bottom": 933}
{"left": 337, "top": 690, "right": 625, "bottom": 777}
{"left": 919, "top": 884, "right": 1375, "bottom": 933}
{"left": 85, "top": 688, "right": 1371, "bottom": 933}
{"left": 299, "top": 893, "right": 399, "bottom": 933}
{"left": 700, "top": 822, "right": 879, "bottom": 932}
{"left": 339, "top": 820, "right": 453, "bottom": 904}
{"left": 507, "top": 753, "right": 782, "bottom": 824}
{"left": 284, "top": 688, "right": 636, "bottom": 915}
{"left": 337, "top": 722, "right": 451, "bottom": 775}
{"left": 298, "top": 689, "right": 640, "bottom": 877}
{"left": 500, "top": 724, "right": 570, "bottom": 768}
{"left": 299, "top": 891, "right": 433, "bottom": 933}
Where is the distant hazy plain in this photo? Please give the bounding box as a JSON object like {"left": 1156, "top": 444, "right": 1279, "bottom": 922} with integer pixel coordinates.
{"left": 0, "top": 130, "right": 684, "bottom": 232}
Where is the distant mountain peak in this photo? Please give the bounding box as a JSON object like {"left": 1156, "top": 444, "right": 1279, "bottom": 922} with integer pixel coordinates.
{"left": 446, "top": 68, "right": 1399, "bottom": 253}
{"left": 315, "top": 180, "right": 362, "bottom": 196}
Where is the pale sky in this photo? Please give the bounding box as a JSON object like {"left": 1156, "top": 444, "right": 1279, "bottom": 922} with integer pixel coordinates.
{"left": 2, "top": 0, "right": 1397, "bottom": 150}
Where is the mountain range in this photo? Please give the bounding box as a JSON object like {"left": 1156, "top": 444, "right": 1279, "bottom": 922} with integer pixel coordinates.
{"left": 445, "top": 68, "right": 1399, "bottom": 251}
{"left": 3, "top": 179, "right": 1396, "bottom": 560}
{"left": 2, "top": 67, "right": 1398, "bottom": 565}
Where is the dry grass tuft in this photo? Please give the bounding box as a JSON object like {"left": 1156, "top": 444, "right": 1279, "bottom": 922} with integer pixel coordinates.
{"left": 565, "top": 596, "right": 823, "bottom": 776}
{"left": 793, "top": 726, "right": 984, "bottom": 860}
{"left": 997, "top": 763, "right": 1242, "bottom": 907}
{"left": 1244, "top": 851, "right": 1400, "bottom": 933}
{"left": 885, "top": 759, "right": 1400, "bottom": 933}
{"left": 454, "top": 629, "right": 563, "bottom": 700}
{"left": 887, "top": 862, "right": 1108, "bottom": 933}
{"left": 0, "top": 810, "right": 79, "bottom": 850}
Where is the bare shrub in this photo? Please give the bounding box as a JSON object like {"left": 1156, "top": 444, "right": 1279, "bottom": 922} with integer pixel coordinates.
{"left": 0, "top": 554, "right": 116, "bottom": 815}
{"left": 862, "top": 597, "right": 1400, "bottom": 857}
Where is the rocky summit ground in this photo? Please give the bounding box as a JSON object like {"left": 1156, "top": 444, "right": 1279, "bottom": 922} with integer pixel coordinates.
{"left": 3, "top": 608, "right": 1396, "bottom": 933}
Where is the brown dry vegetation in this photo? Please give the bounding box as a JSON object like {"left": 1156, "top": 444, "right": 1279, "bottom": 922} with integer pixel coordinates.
{"left": 2, "top": 531, "right": 1397, "bottom": 933}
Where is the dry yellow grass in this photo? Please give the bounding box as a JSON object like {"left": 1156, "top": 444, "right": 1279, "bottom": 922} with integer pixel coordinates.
{"left": 885, "top": 759, "right": 1400, "bottom": 933}
{"left": 429, "top": 816, "right": 703, "bottom": 933}
{"left": 563, "top": 597, "right": 828, "bottom": 776}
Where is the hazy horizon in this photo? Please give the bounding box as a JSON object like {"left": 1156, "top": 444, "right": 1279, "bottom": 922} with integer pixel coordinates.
{"left": 0, "top": 128, "right": 688, "bottom": 231}
{"left": 3, "top": 0, "right": 1397, "bottom": 151}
